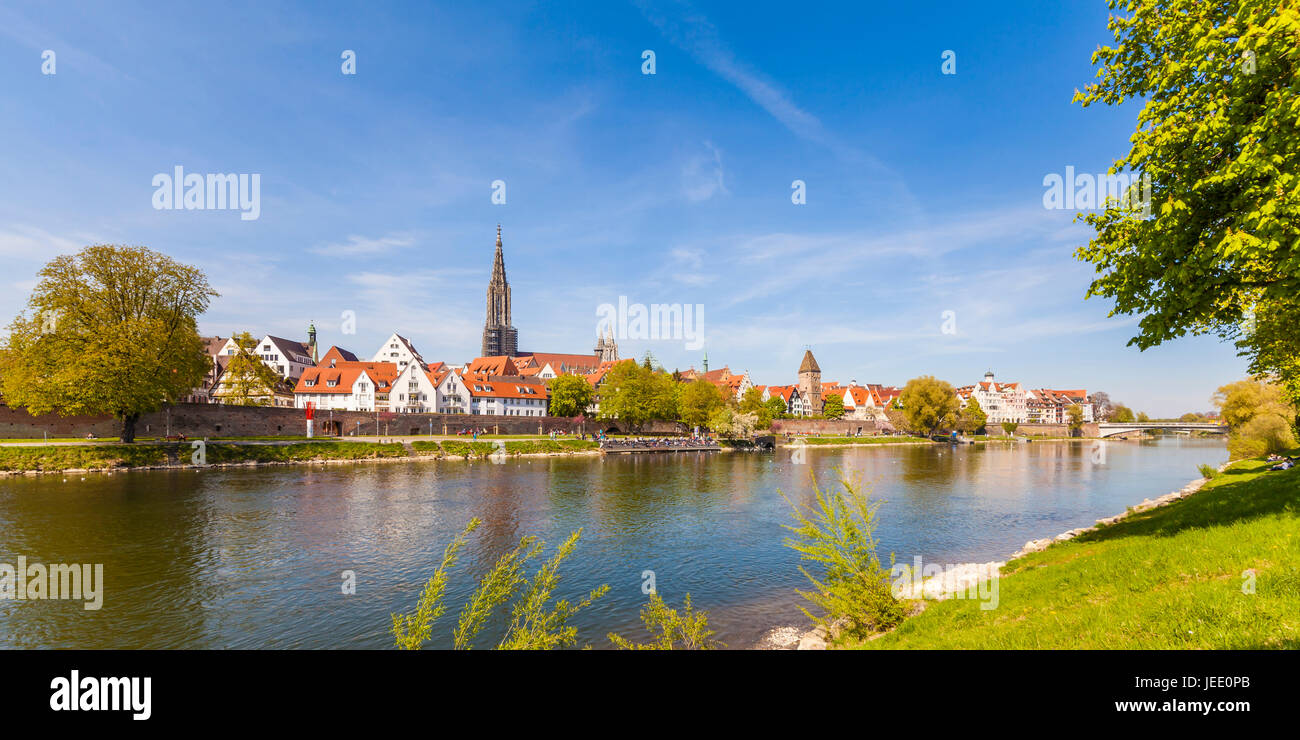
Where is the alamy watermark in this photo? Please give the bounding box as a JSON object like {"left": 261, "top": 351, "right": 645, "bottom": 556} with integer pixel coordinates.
{"left": 1, "top": 556, "right": 104, "bottom": 610}
{"left": 152, "top": 166, "right": 261, "bottom": 221}
{"left": 1043, "top": 166, "right": 1151, "bottom": 217}
{"left": 891, "top": 556, "right": 999, "bottom": 610}
{"left": 596, "top": 296, "right": 704, "bottom": 351}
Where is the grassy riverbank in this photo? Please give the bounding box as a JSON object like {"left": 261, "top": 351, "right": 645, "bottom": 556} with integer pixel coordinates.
{"left": 853, "top": 452, "right": 1300, "bottom": 649}
{"left": 0, "top": 438, "right": 602, "bottom": 472}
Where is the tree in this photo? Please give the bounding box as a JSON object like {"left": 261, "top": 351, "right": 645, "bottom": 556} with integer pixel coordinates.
{"left": 1066, "top": 404, "right": 1085, "bottom": 435}
{"left": 1074, "top": 2, "right": 1300, "bottom": 403}
{"left": 763, "top": 395, "right": 788, "bottom": 420}
{"left": 783, "top": 473, "right": 904, "bottom": 640}
{"left": 678, "top": 379, "right": 724, "bottom": 429}
{"left": 1213, "top": 377, "right": 1298, "bottom": 459}
{"left": 822, "top": 393, "right": 845, "bottom": 420}
{"left": 218, "top": 331, "right": 282, "bottom": 406}
{"left": 959, "top": 396, "right": 987, "bottom": 434}
{"left": 598, "top": 361, "right": 677, "bottom": 430}
{"left": 1090, "top": 391, "right": 1114, "bottom": 421}
{"left": 546, "top": 373, "right": 594, "bottom": 417}
{"left": 1111, "top": 404, "right": 1136, "bottom": 423}
{"left": 1136, "top": 412, "right": 1151, "bottom": 423}
{"left": 707, "top": 406, "right": 757, "bottom": 438}
{"left": 1001, "top": 421, "right": 1019, "bottom": 437}
{"left": 739, "top": 386, "right": 765, "bottom": 415}
{"left": 898, "top": 376, "right": 959, "bottom": 437}
{"left": 0, "top": 245, "right": 216, "bottom": 442}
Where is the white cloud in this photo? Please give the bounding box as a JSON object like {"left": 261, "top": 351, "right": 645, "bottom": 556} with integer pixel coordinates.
{"left": 310, "top": 232, "right": 418, "bottom": 257}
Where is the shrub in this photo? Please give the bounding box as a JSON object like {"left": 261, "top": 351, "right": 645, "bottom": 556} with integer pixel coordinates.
{"left": 1227, "top": 413, "right": 1298, "bottom": 460}
{"left": 1197, "top": 463, "right": 1219, "bottom": 480}
{"left": 391, "top": 521, "right": 607, "bottom": 650}
{"left": 783, "top": 471, "right": 905, "bottom": 640}
{"left": 608, "top": 593, "right": 722, "bottom": 649}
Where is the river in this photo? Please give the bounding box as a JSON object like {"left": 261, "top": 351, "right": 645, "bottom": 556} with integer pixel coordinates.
{"left": 0, "top": 437, "right": 1226, "bottom": 649}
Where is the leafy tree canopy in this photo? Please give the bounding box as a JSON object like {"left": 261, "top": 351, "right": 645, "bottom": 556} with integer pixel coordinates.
{"left": 0, "top": 245, "right": 217, "bottom": 441}
{"left": 1074, "top": 1, "right": 1300, "bottom": 401}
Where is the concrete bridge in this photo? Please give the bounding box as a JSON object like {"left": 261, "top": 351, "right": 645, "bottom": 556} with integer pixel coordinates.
{"left": 1096, "top": 422, "right": 1227, "bottom": 438}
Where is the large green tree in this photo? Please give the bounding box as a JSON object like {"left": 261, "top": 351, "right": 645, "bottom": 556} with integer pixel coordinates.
{"left": 822, "top": 393, "right": 845, "bottom": 420}
{"left": 958, "top": 396, "right": 987, "bottom": 434}
{"left": 598, "top": 361, "right": 678, "bottom": 430}
{"left": 546, "top": 373, "right": 595, "bottom": 417}
{"left": 1074, "top": 1, "right": 1300, "bottom": 401}
{"left": 679, "top": 379, "right": 725, "bottom": 428}
{"left": 0, "top": 245, "right": 217, "bottom": 442}
{"left": 898, "top": 376, "right": 959, "bottom": 437}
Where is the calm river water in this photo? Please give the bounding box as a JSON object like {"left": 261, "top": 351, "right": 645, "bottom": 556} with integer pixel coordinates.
{"left": 0, "top": 437, "right": 1226, "bottom": 649}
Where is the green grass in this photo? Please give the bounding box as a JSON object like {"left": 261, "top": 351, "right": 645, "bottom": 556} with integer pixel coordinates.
{"left": 0, "top": 444, "right": 170, "bottom": 471}
{"left": 204, "top": 442, "right": 407, "bottom": 464}
{"left": 797, "top": 436, "right": 931, "bottom": 445}
{"left": 854, "top": 452, "right": 1300, "bottom": 649}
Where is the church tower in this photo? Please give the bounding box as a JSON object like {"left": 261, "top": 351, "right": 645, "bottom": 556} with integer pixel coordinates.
{"left": 481, "top": 225, "right": 518, "bottom": 357}
{"left": 798, "top": 349, "right": 822, "bottom": 416}
{"left": 594, "top": 327, "right": 619, "bottom": 362}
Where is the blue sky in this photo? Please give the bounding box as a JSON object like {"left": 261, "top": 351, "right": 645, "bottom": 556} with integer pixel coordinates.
{"left": 0, "top": 0, "right": 1248, "bottom": 416}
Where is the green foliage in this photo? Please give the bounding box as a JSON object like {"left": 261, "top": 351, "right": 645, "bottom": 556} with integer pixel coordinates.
{"left": 0, "top": 444, "right": 169, "bottom": 471}
{"left": 498, "top": 530, "right": 610, "bottom": 650}
{"left": 218, "top": 331, "right": 282, "bottom": 406}
{"left": 1110, "top": 404, "right": 1136, "bottom": 423}
{"left": 598, "top": 361, "right": 678, "bottom": 429}
{"left": 1000, "top": 421, "right": 1019, "bottom": 436}
{"left": 1073, "top": 1, "right": 1300, "bottom": 402}
{"left": 608, "top": 593, "right": 722, "bottom": 649}
{"left": 959, "top": 396, "right": 987, "bottom": 433}
{"left": 1228, "top": 413, "right": 1297, "bottom": 460}
{"left": 1066, "top": 404, "right": 1085, "bottom": 431}
{"left": 392, "top": 519, "right": 480, "bottom": 650}
{"left": 1213, "top": 378, "right": 1298, "bottom": 459}
{"left": 0, "top": 245, "right": 217, "bottom": 442}
{"left": 1197, "top": 463, "right": 1219, "bottom": 480}
{"left": 763, "top": 395, "right": 789, "bottom": 419}
{"left": 822, "top": 393, "right": 845, "bottom": 420}
{"left": 546, "top": 373, "right": 594, "bottom": 417}
{"left": 393, "top": 523, "right": 606, "bottom": 650}
{"left": 707, "top": 406, "right": 757, "bottom": 438}
{"left": 678, "top": 379, "right": 725, "bottom": 428}
{"left": 783, "top": 472, "right": 905, "bottom": 639}
{"left": 899, "top": 376, "right": 959, "bottom": 436}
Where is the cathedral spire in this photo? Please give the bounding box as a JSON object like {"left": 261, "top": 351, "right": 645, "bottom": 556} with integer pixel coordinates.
{"left": 482, "top": 225, "right": 518, "bottom": 357}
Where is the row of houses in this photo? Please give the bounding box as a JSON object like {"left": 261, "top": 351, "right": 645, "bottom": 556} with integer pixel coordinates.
{"left": 189, "top": 327, "right": 630, "bottom": 416}
{"left": 956, "top": 371, "right": 1095, "bottom": 425}
{"left": 190, "top": 333, "right": 1094, "bottom": 425}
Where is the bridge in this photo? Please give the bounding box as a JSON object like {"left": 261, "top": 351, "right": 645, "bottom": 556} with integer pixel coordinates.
{"left": 1096, "top": 422, "right": 1227, "bottom": 438}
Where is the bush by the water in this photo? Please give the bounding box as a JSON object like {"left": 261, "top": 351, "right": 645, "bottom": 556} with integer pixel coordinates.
{"left": 783, "top": 472, "right": 905, "bottom": 639}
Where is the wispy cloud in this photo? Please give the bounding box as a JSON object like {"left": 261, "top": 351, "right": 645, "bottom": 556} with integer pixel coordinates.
{"left": 310, "top": 232, "right": 418, "bottom": 257}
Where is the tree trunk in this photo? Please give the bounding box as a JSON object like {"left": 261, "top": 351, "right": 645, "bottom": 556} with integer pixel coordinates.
{"left": 119, "top": 413, "right": 140, "bottom": 443}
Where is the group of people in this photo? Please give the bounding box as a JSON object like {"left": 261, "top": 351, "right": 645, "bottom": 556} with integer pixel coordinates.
{"left": 599, "top": 435, "right": 719, "bottom": 450}
{"left": 1266, "top": 453, "right": 1297, "bottom": 471}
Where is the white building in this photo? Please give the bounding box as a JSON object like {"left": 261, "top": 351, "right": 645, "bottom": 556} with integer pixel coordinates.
{"left": 435, "top": 370, "right": 470, "bottom": 414}
{"left": 372, "top": 333, "right": 427, "bottom": 373}
{"left": 218, "top": 334, "right": 315, "bottom": 382}
{"left": 463, "top": 374, "right": 549, "bottom": 416}
{"left": 391, "top": 363, "right": 442, "bottom": 413}
{"left": 294, "top": 361, "right": 399, "bottom": 412}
